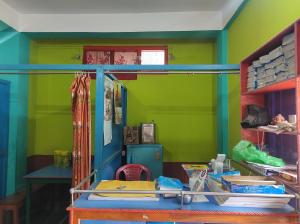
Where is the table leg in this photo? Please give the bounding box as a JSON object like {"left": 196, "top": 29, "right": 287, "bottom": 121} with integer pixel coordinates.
{"left": 25, "top": 182, "right": 31, "bottom": 224}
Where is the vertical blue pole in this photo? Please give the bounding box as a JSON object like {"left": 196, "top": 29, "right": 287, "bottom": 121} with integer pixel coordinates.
{"left": 217, "top": 29, "right": 229, "bottom": 155}
{"left": 122, "top": 87, "right": 127, "bottom": 127}
{"left": 94, "top": 68, "right": 104, "bottom": 182}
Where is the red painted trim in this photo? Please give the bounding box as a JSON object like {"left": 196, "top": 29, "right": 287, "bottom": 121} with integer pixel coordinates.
{"left": 67, "top": 206, "right": 298, "bottom": 224}
{"left": 82, "top": 46, "right": 168, "bottom": 80}
{"left": 295, "top": 20, "right": 300, "bottom": 75}
{"left": 240, "top": 19, "right": 300, "bottom": 185}
{"left": 67, "top": 207, "right": 298, "bottom": 216}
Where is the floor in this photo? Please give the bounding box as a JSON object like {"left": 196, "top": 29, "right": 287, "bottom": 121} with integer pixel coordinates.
{"left": 31, "top": 184, "right": 70, "bottom": 224}
{"left": 3, "top": 184, "right": 70, "bottom": 224}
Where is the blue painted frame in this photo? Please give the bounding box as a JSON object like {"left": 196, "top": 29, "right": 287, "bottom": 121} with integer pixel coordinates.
{"left": 217, "top": 30, "right": 229, "bottom": 155}
{"left": 0, "top": 64, "right": 239, "bottom": 71}
{"left": 0, "top": 79, "right": 10, "bottom": 199}
{"left": 0, "top": 64, "right": 240, "bottom": 183}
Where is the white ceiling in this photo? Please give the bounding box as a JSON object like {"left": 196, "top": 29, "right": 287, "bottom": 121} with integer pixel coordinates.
{"left": 2, "top": 0, "right": 232, "bottom": 14}
{"left": 0, "top": 0, "right": 244, "bottom": 32}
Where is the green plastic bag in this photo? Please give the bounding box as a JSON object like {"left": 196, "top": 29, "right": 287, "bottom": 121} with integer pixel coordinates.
{"left": 232, "top": 140, "right": 285, "bottom": 167}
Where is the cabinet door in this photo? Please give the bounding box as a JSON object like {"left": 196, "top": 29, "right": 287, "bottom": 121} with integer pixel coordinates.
{"left": 127, "top": 145, "right": 163, "bottom": 180}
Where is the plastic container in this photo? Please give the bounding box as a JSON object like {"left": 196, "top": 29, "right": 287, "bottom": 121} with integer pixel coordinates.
{"left": 54, "top": 150, "right": 62, "bottom": 167}
{"left": 141, "top": 122, "right": 155, "bottom": 144}
{"left": 60, "top": 151, "right": 70, "bottom": 168}
{"left": 54, "top": 150, "right": 70, "bottom": 168}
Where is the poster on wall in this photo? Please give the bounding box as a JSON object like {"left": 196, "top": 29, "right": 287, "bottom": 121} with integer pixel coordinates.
{"left": 114, "top": 81, "right": 122, "bottom": 124}
{"left": 104, "top": 76, "right": 114, "bottom": 145}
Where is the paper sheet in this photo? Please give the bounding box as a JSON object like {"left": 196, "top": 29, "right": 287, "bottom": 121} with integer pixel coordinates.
{"left": 114, "top": 81, "right": 122, "bottom": 124}
{"left": 104, "top": 77, "right": 113, "bottom": 145}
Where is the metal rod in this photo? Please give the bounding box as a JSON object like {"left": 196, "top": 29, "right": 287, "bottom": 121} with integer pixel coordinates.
{"left": 72, "top": 189, "right": 295, "bottom": 198}
{"left": 103, "top": 71, "right": 240, "bottom": 74}
{"left": 74, "top": 170, "right": 97, "bottom": 191}
{"left": 0, "top": 70, "right": 240, "bottom": 75}
{"left": 71, "top": 192, "right": 74, "bottom": 206}
{"left": 0, "top": 71, "right": 95, "bottom": 75}
{"left": 0, "top": 64, "right": 240, "bottom": 71}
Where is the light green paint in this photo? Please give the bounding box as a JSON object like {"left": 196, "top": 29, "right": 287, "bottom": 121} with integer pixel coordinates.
{"left": 0, "top": 28, "right": 29, "bottom": 195}
{"left": 29, "top": 39, "right": 217, "bottom": 162}
{"left": 228, "top": 0, "right": 300, "bottom": 150}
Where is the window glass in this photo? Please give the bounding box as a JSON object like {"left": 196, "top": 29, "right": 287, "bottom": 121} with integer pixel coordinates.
{"left": 141, "top": 50, "right": 165, "bottom": 65}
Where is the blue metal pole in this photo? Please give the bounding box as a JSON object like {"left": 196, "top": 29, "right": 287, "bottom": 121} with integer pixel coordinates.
{"left": 217, "top": 29, "right": 229, "bottom": 155}
{"left": 0, "top": 64, "right": 239, "bottom": 72}
{"left": 94, "top": 68, "right": 105, "bottom": 182}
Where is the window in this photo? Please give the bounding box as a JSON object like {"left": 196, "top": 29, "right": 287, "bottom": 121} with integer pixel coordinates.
{"left": 83, "top": 46, "right": 168, "bottom": 80}
{"left": 141, "top": 50, "right": 165, "bottom": 65}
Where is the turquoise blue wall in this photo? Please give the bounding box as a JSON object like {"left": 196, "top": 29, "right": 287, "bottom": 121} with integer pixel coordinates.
{"left": 216, "top": 30, "right": 229, "bottom": 155}
{"left": 0, "top": 27, "right": 29, "bottom": 195}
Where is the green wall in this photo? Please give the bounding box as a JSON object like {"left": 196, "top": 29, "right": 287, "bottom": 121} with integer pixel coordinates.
{"left": 227, "top": 0, "right": 300, "bottom": 150}
{"left": 29, "top": 39, "right": 217, "bottom": 162}
{"left": 0, "top": 28, "right": 29, "bottom": 195}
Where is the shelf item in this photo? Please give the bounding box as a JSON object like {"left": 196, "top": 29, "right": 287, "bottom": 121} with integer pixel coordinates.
{"left": 181, "top": 164, "right": 208, "bottom": 178}
{"left": 221, "top": 176, "right": 285, "bottom": 194}
{"left": 245, "top": 127, "right": 297, "bottom": 135}
{"left": 241, "top": 20, "right": 300, "bottom": 95}
{"left": 233, "top": 160, "right": 298, "bottom": 193}
{"left": 207, "top": 177, "right": 291, "bottom": 208}
{"left": 240, "top": 21, "right": 300, "bottom": 198}
{"left": 88, "top": 180, "right": 159, "bottom": 201}
{"left": 126, "top": 144, "right": 163, "bottom": 180}
{"left": 244, "top": 77, "right": 296, "bottom": 95}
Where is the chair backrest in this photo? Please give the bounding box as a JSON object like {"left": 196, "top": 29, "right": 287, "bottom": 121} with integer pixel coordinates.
{"left": 115, "top": 164, "right": 151, "bottom": 181}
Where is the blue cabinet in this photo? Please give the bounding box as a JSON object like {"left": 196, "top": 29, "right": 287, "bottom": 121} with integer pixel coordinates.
{"left": 126, "top": 144, "right": 163, "bottom": 180}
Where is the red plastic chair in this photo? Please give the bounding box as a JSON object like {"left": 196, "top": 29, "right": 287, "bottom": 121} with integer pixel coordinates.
{"left": 115, "top": 164, "right": 151, "bottom": 181}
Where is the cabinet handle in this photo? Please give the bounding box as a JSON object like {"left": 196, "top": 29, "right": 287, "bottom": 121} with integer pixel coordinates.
{"left": 155, "top": 151, "right": 160, "bottom": 160}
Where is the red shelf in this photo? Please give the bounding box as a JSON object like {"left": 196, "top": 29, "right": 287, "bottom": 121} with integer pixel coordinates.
{"left": 239, "top": 20, "right": 300, "bottom": 195}
{"left": 244, "top": 78, "right": 296, "bottom": 95}
{"left": 245, "top": 128, "right": 297, "bottom": 136}
{"left": 233, "top": 160, "right": 299, "bottom": 193}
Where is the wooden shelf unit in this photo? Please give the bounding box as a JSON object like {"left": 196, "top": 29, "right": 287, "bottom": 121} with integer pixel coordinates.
{"left": 246, "top": 128, "right": 297, "bottom": 136}
{"left": 240, "top": 19, "right": 300, "bottom": 195}
{"left": 233, "top": 160, "right": 299, "bottom": 193}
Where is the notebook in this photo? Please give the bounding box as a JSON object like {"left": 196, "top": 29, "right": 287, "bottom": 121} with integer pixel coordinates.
{"left": 88, "top": 180, "right": 159, "bottom": 201}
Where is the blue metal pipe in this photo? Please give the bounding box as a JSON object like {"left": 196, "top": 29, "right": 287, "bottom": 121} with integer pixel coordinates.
{"left": 0, "top": 64, "right": 239, "bottom": 71}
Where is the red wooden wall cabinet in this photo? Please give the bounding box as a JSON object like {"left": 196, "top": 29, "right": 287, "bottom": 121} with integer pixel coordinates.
{"left": 240, "top": 19, "right": 300, "bottom": 192}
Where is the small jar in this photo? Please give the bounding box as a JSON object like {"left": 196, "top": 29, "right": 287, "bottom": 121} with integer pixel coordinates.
{"left": 60, "top": 151, "right": 70, "bottom": 168}
{"left": 54, "top": 150, "right": 61, "bottom": 167}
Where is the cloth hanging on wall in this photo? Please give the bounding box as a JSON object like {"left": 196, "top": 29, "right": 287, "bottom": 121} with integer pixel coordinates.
{"left": 71, "top": 73, "right": 91, "bottom": 196}
{"left": 114, "top": 81, "right": 122, "bottom": 124}
{"left": 104, "top": 76, "right": 114, "bottom": 145}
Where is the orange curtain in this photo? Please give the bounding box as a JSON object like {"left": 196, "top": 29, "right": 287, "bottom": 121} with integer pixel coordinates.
{"left": 71, "top": 74, "right": 91, "bottom": 194}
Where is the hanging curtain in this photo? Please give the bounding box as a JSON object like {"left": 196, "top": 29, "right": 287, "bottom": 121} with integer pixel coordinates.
{"left": 71, "top": 73, "right": 91, "bottom": 195}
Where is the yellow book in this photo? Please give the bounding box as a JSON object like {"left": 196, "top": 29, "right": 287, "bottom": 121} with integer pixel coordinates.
{"left": 95, "top": 180, "right": 156, "bottom": 198}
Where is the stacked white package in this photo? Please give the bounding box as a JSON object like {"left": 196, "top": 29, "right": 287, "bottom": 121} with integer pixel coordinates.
{"left": 247, "top": 65, "right": 257, "bottom": 91}
{"left": 246, "top": 32, "right": 295, "bottom": 91}
{"left": 281, "top": 32, "right": 295, "bottom": 79}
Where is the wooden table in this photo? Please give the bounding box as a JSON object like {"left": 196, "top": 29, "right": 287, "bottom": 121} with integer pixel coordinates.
{"left": 24, "top": 165, "right": 72, "bottom": 224}
{"left": 67, "top": 188, "right": 299, "bottom": 224}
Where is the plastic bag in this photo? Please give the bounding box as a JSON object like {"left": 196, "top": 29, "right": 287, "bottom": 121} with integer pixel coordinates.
{"left": 157, "top": 176, "right": 183, "bottom": 189}
{"left": 232, "top": 140, "right": 285, "bottom": 167}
